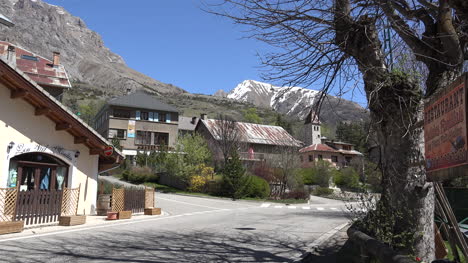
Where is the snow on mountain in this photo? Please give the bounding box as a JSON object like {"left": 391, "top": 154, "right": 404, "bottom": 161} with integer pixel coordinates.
{"left": 219, "top": 80, "right": 368, "bottom": 126}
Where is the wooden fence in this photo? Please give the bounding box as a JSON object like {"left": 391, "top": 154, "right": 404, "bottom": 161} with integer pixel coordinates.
{"left": 124, "top": 188, "right": 146, "bottom": 214}
{"left": 15, "top": 190, "right": 63, "bottom": 225}
{"left": 0, "top": 188, "right": 17, "bottom": 222}
{"left": 111, "top": 187, "right": 155, "bottom": 214}
{"left": 61, "top": 187, "right": 80, "bottom": 216}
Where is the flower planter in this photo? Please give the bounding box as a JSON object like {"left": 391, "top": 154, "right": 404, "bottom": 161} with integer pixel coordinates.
{"left": 118, "top": 211, "right": 132, "bottom": 219}
{"left": 0, "top": 221, "right": 24, "bottom": 235}
{"left": 144, "top": 208, "right": 161, "bottom": 215}
{"left": 59, "top": 215, "right": 86, "bottom": 226}
{"left": 106, "top": 212, "right": 118, "bottom": 220}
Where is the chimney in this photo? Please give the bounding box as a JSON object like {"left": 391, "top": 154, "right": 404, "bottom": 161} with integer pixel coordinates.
{"left": 52, "top": 52, "right": 60, "bottom": 67}
{"left": 200, "top": 113, "right": 207, "bottom": 120}
{"left": 191, "top": 117, "right": 197, "bottom": 124}
{"left": 7, "top": 45, "right": 16, "bottom": 67}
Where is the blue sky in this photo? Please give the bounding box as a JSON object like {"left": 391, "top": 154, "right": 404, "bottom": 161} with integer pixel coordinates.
{"left": 44, "top": 0, "right": 367, "bottom": 105}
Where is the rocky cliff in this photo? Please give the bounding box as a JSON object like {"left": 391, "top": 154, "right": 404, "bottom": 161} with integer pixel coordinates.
{"left": 0, "top": 0, "right": 184, "bottom": 95}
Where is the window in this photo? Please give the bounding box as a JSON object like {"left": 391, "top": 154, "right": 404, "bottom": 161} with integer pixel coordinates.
{"left": 318, "top": 155, "right": 323, "bottom": 160}
{"left": 114, "top": 109, "right": 130, "bottom": 119}
{"left": 343, "top": 145, "right": 351, "bottom": 150}
{"left": 21, "top": 55, "right": 39, "bottom": 61}
{"left": 154, "top": 132, "right": 169, "bottom": 146}
{"left": 345, "top": 157, "right": 352, "bottom": 163}
{"left": 331, "top": 156, "right": 338, "bottom": 162}
{"left": 159, "top": 113, "right": 166, "bottom": 122}
{"left": 141, "top": 111, "right": 149, "bottom": 121}
{"left": 109, "top": 129, "right": 127, "bottom": 139}
{"left": 308, "top": 155, "right": 313, "bottom": 162}
{"left": 136, "top": 131, "right": 151, "bottom": 145}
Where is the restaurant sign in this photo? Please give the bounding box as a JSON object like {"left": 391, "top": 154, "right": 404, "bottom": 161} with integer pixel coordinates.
{"left": 424, "top": 73, "right": 468, "bottom": 181}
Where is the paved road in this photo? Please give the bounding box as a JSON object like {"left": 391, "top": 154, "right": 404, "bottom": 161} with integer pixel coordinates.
{"left": 0, "top": 193, "right": 350, "bottom": 263}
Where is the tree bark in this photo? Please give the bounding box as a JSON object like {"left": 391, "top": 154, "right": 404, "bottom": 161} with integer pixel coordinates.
{"left": 334, "top": 1, "right": 435, "bottom": 260}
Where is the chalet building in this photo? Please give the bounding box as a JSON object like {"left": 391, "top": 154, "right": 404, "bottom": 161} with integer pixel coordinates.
{"left": 0, "top": 41, "right": 71, "bottom": 101}
{"left": 196, "top": 117, "right": 302, "bottom": 164}
{"left": 0, "top": 55, "right": 123, "bottom": 223}
{"left": 94, "top": 91, "right": 179, "bottom": 157}
{"left": 300, "top": 110, "right": 363, "bottom": 169}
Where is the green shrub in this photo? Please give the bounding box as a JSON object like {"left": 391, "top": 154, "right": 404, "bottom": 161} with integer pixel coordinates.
{"left": 298, "top": 161, "right": 334, "bottom": 187}
{"left": 121, "top": 166, "right": 157, "bottom": 184}
{"left": 313, "top": 187, "right": 333, "bottom": 196}
{"left": 334, "top": 167, "right": 360, "bottom": 190}
{"left": 244, "top": 176, "right": 270, "bottom": 199}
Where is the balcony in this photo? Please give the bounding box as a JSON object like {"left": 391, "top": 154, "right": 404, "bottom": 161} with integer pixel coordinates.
{"left": 239, "top": 152, "right": 265, "bottom": 161}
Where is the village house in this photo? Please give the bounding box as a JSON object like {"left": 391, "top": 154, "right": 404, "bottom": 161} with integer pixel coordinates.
{"left": 195, "top": 116, "right": 302, "bottom": 165}
{"left": 93, "top": 91, "right": 179, "bottom": 159}
{"left": 0, "top": 53, "right": 123, "bottom": 225}
{"left": 0, "top": 41, "right": 71, "bottom": 101}
{"left": 300, "top": 110, "right": 363, "bottom": 168}
{"left": 178, "top": 115, "right": 200, "bottom": 137}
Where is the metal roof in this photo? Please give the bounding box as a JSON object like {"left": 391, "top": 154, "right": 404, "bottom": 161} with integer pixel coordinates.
{"left": 108, "top": 91, "right": 179, "bottom": 112}
{"left": 201, "top": 119, "right": 302, "bottom": 147}
{"left": 0, "top": 42, "right": 71, "bottom": 89}
{"left": 178, "top": 116, "right": 199, "bottom": 131}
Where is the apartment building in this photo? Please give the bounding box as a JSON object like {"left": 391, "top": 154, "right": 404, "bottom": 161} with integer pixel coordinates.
{"left": 94, "top": 91, "right": 179, "bottom": 157}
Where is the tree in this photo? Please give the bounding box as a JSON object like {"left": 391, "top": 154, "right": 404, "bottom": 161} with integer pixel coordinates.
{"left": 267, "top": 144, "right": 301, "bottom": 198}
{"left": 335, "top": 122, "right": 369, "bottom": 154}
{"left": 274, "top": 114, "right": 293, "bottom": 134}
{"left": 221, "top": 151, "right": 247, "bottom": 199}
{"left": 242, "top": 107, "right": 262, "bottom": 124}
{"left": 207, "top": 0, "right": 468, "bottom": 259}
{"left": 212, "top": 114, "right": 242, "bottom": 165}
{"left": 179, "top": 133, "right": 212, "bottom": 166}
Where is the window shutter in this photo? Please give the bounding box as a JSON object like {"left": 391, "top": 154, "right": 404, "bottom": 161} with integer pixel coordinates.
{"left": 166, "top": 113, "right": 171, "bottom": 123}
{"left": 154, "top": 112, "right": 159, "bottom": 122}
{"left": 136, "top": 110, "right": 141, "bottom": 120}
{"left": 149, "top": 112, "right": 154, "bottom": 121}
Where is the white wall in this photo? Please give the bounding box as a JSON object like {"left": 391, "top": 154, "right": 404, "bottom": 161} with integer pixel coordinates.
{"left": 0, "top": 84, "right": 99, "bottom": 215}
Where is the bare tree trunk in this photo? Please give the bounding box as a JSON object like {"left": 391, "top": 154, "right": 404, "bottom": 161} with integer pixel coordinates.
{"left": 334, "top": 3, "right": 435, "bottom": 259}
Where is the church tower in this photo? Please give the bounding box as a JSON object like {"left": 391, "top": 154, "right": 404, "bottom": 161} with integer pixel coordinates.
{"left": 303, "top": 109, "right": 321, "bottom": 146}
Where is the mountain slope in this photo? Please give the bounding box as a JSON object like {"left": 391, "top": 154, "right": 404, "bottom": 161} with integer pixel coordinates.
{"left": 219, "top": 80, "right": 368, "bottom": 126}
{"left": 0, "top": 0, "right": 184, "bottom": 95}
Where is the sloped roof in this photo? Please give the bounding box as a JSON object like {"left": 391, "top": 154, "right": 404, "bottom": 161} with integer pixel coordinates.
{"left": 299, "top": 144, "right": 338, "bottom": 153}
{"left": 0, "top": 42, "right": 71, "bottom": 89}
{"left": 200, "top": 119, "right": 302, "bottom": 147}
{"left": 179, "top": 116, "right": 198, "bottom": 131}
{"left": 0, "top": 57, "right": 123, "bottom": 164}
{"left": 108, "top": 91, "right": 178, "bottom": 112}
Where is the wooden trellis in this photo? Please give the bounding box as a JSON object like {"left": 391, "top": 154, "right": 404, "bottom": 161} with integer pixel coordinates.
{"left": 61, "top": 187, "right": 80, "bottom": 216}
{"left": 111, "top": 188, "right": 125, "bottom": 212}
{"left": 0, "top": 188, "right": 17, "bottom": 222}
{"left": 145, "top": 188, "right": 155, "bottom": 208}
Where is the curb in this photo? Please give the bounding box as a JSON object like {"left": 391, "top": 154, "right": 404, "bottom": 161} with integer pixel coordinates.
{"left": 294, "top": 222, "right": 350, "bottom": 262}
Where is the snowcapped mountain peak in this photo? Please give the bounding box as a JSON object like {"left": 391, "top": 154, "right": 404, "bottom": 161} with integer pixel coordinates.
{"left": 218, "top": 79, "right": 367, "bottom": 124}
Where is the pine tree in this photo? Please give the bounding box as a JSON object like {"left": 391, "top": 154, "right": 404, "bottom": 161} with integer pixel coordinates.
{"left": 222, "top": 151, "right": 247, "bottom": 200}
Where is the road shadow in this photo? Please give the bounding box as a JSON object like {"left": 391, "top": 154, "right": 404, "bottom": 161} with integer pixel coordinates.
{"left": 1, "top": 227, "right": 312, "bottom": 263}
